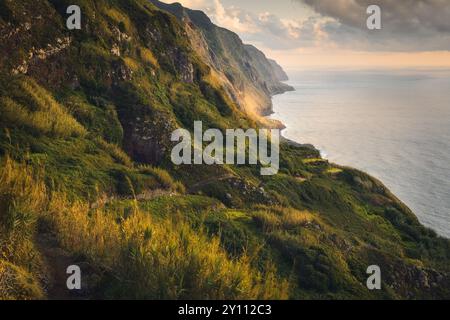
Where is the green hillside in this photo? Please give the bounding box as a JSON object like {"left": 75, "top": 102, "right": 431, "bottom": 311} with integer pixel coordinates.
{"left": 0, "top": 0, "right": 449, "bottom": 300}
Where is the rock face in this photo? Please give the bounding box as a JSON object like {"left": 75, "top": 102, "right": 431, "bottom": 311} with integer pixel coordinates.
{"left": 150, "top": 0, "right": 294, "bottom": 116}
{"left": 121, "top": 111, "right": 176, "bottom": 165}
{"left": 268, "top": 59, "right": 289, "bottom": 82}
{"left": 243, "top": 44, "right": 293, "bottom": 95}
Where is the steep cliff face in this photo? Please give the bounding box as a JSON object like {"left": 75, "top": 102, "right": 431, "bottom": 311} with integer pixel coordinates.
{"left": 242, "top": 44, "right": 293, "bottom": 97}
{"left": 0, "top": 0, "right": 449, "bottom": 300}
{"left": 150, "top": 0, "right": 294, "bottom": 116}
{"left": 268, "top": 58, "right": 289, "bottom": 81}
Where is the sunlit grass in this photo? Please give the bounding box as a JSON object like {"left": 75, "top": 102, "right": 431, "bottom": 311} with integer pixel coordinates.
{"left": 325, "top": 167, "right": 343, "bottom": 174}
{"left": 302, "top": 158, "right": 327, "bottom": 164}
{"left": 139, "top": 47, "right": 159, "bottom": 68}
{"left": 0, "top": 79, "right": 87, "bottom": 138}
{"left": 0, "top": 157, "right": 288, "bottom": 299}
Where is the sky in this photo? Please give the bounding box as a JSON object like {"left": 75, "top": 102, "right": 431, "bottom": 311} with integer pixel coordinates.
{"left": 160, "top": 0, "right": 450, "bottom": 69}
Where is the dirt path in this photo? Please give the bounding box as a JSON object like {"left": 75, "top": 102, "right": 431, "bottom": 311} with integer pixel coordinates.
{"left": 36, "top": 232, "right": 77, "bottom": 300}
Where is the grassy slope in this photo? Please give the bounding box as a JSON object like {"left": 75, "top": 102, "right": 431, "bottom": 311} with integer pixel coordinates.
{"left": 0, "top": 0, "right": 449, "bottom": 299}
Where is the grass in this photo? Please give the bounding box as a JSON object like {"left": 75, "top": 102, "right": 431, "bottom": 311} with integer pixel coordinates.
{"left": 137, "top": 164, "right": 186, "bottom": 193}
{"left": 0, "top": 78, "right": 87, "bottom": 139}
{"left": 105, "top": 7, "right": 132, "bottom": 32}
{"left": 0, "top": 157, "right": 289, "bottom": 299}
{"left": 139, "top": 47, "right": 159, "bottom": 67}
{"left": 251, "top": 206, "right": 316, "bottom": 233}
{"left": 0, "top": 260, "right": 44, "bottom": 300}
{"left": 0, "top": 0, "right": 449, "bottom": 300}
{"left": 302, "top": 158, "right": 327, "bottom": 164}
{"left": 326, "top": 168, "right": 343, "bottom": 175}
{"left": 96, "top": 138, "right": 133, "bottom": 167}
{"left": 0, "top": 157, "right": 46, "bottom": 299}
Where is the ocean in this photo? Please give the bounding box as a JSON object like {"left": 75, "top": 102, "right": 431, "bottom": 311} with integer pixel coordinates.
{"left": 271, "top": 68, "right": 450, "bottom": 238}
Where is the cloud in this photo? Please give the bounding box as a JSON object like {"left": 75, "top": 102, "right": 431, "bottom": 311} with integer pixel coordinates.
{"left": 198, "top": 1, "right": 333, "bottom": 50}
{"left": 205, "top": 0, "right": 259, "bottom": 33}
{"left": 164, "top": 0, "right": 450, "bottom": 52}
{"left": 297, "top": 0, "right": 450, "bottom": 51}
{"left": 172, "top": 0, "right": 208, "bottom": 9}
{"left": 300, "top": 0, "right": 450, "bottom": 33}
{"left": 246, "top": 14, "right": 333, "bottom": 49}
{"left": 161, "top": 0, "right": 333, "bottom": 50}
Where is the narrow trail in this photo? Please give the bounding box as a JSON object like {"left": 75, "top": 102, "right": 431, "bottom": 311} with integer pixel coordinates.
{"left": 36, "top": 232, "right": 75, "bottom": 300}
{"left": 90, "top": 188, "right": 177, "bottom": 209}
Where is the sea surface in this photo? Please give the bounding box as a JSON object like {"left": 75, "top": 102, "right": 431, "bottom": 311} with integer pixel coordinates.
{"left": 271, "top": 68, "right": 450, "bottom": 238}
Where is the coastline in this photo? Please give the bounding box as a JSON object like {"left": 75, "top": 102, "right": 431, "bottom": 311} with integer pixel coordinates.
{"left": 265, "top": 83, "right": 318, "bottom": 151}
{"left": 268, "top": 74, "right": 449, "bottom": 239}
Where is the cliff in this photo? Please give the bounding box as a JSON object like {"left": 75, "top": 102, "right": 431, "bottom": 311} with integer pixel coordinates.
{"left": 150, "top": 0, "right": 294, "bottom": 116}
{"left": 0, "top": 0, "right": 449, "bottom": 300}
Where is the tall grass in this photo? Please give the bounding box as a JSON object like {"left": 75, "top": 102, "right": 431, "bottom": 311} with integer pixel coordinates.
{"left": 95, "top": 138, "right": 133, "bottom": 167}
{"left": 0, "top": 156, "right": 46, "bottom": 299}
{"left": 0, "top": 157, "right": 288, "bottom": 299}
{"left": 46, "top": 195, "right": 288, "bottom": 299}
{"left": 0, "top": 259, "right": 44, "bottom": 300}
{"left": 0, "top": 156, "right": 46, "bottom": 267}
{"left": 0, "top": 78, "right": 87, "bottom": 138}
{"left": 139, "top": 47, "right": 159, "bottom": 67}
{"left": 252, "top": 207, "right": 314, "bottom": 233}
{"left": 137, "top": 164, "right": 186, "bottom": 193}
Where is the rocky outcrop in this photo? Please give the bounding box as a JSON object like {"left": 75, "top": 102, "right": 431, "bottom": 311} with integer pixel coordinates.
{"left": 11, "top": 37, "right": 72, "bottom": 75}
{"left": 121, "top": 110, "right": 176, "bottom": 165}
{"left": 268, "top": 59, "right": 289, "bottom": 81}
{"left": 243, "top": 44, "right": 293, "bottom": 96}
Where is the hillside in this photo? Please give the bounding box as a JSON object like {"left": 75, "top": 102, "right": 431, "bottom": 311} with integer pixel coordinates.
{"left": 149, "top": 0, "right": 294, "bottom": 116}
{"left": 0, "top": 0, "right": 449, "bottom": 300}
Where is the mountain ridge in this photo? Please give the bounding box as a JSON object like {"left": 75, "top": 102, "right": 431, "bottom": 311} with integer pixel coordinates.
{"left": 149, "top": 0, "right": 294, "bottom": 116}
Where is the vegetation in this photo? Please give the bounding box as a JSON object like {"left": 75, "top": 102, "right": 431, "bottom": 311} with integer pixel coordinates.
{"left": 0, "top": 0, "right": 449, "bottom": 300}
{"left": 0, "top": 157, "right": 288, "bottom": 299}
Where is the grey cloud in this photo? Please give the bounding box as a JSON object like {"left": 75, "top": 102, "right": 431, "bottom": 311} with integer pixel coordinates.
{"left": 297, "top": 0, "right": 450, "bottom": 51}
{"left": 242, "top": 15, "right": 329, "bottom": 50}
{"left": 207, "top": 5, "right": 325, "bottom": 50}
{"left": 300, "top": 0, "right": 450, "bottom": 32}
